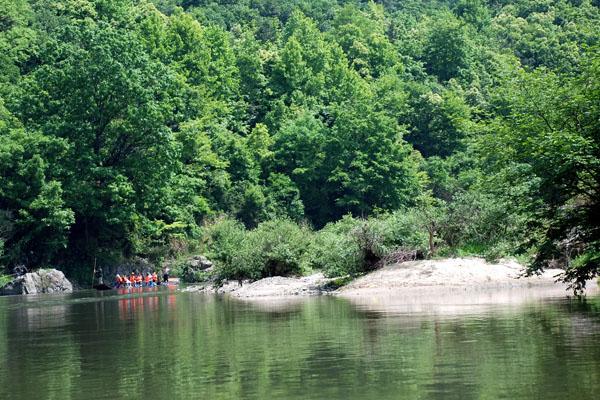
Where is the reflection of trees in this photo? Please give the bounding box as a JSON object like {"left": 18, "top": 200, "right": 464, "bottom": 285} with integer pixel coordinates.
{"left": 1, "top": 293, "right": 599, "bottom": 399}
{"left": 0, "top": 302, "right": 7, "bottom": 394}
{"left": 0, "top": 299, "right": 78, "bottom": 399}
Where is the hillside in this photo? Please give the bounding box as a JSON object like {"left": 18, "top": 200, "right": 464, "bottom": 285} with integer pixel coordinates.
{"left": 1, "top": 0, "right": 599, "bottom": 291}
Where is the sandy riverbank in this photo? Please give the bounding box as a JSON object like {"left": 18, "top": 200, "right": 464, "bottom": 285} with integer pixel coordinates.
{"left": 336, "top": 258, "right": 569, "bottom": 296}
{"left": 183, "top": 257, "right": 595, "bottom": 298}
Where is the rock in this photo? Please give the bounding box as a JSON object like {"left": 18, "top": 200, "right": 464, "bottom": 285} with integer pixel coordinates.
{"left": 115, "top": 257, "right": 154, "bottom": 274}
{"left": 230, "top": 274, "right": 334, "bottom": 298}
{"left": 182, "top": 274, "right": 336, "bottom": 298}
{"left": 177, "top": 255, "right": 214, "bottom": 283}
{"left": 186, "top": 255, "right": 213, "bottom": 270}
{"left": 0, "top": 269, "right": 73, "bottom": 296}
{"left": 181, "top": 279, "right": 246, "bottom": 294}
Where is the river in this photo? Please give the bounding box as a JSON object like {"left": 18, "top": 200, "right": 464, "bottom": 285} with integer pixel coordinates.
{"left": 0, "top": 287, "right": 599, "bottom": 399}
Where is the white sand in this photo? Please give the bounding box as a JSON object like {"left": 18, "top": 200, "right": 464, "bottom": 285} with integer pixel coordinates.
{"left": 337, "top": 257, "right": 567, "bottom": 295}
{"left": 184, "top": 258, "right": 597, "bottom": 299}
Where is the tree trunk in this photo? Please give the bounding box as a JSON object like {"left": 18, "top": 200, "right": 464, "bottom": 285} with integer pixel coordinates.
{"left": 428, "top": 229, "right": 435, "bottom": 256}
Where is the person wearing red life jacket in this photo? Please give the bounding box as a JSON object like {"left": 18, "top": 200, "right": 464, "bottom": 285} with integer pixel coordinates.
{"left": 130, "top": 273, "right": 136, "bottom": 287}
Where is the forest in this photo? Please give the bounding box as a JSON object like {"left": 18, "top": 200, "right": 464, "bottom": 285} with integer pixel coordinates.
{"left": 0, "top": 0, "right": 598, "bottom": 291}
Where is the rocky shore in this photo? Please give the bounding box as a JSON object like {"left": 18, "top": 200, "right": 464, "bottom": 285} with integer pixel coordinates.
{"left": 182, "top": 273, "right": 336, "bottom": 297}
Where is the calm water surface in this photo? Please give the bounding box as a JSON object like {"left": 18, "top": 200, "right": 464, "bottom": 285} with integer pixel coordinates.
{"left": 0, "top": 286, "right": 599, "bottom": 400}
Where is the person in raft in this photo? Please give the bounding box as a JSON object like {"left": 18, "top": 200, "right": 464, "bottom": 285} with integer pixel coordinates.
{"left": 116, "top": 272, "right": 159, "bottom": 288}
{"left": 130, "top": 272, "right": 137, "bottom": 287}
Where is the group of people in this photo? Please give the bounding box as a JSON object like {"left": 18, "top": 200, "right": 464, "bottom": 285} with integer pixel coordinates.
{"left": 114, "top": 269, "right": 169, "bottom": 288}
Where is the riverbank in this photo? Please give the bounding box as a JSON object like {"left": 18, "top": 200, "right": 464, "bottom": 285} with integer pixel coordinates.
{"left": 337, "top": 258, "right": 568, "bottom": 295}
{"left": 182, "top": 273, "right": 336, "bottom": 297}
{"left": 183, "top": 257, "right": 586, "bottom": 298}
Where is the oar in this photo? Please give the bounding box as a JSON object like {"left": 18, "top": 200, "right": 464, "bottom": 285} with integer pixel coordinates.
{"left": 91, "top": 257, "right": 96, "bottom": 287}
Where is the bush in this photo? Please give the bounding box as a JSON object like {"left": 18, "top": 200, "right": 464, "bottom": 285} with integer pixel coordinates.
{"left": 372, "top": 210, "right": 430, "bottom": 252}
{"left": 204, "top": 217, "right": 312, "bottom": 282}
{"left": 203, "top": 217, "right": 251, "bottom": 282}
{"left": 243, "top": 219, "right": 312, "bottom": 277}
{"left": 180, "top": 267, "right": 211, "bottom": 283}
{"left": 205, "top": 213, "right": 431, "bottom": 281}
{"left": 306, "top": 213, "right": 428, "bottom": 278}
{"left": 438, "top": 191, "right": 530, "bottom": 259}
{"left": 306, "top": 218, "right": 363, "bottom": 277}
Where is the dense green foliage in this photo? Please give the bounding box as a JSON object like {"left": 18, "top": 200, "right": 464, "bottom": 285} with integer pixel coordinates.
{"left": 1, "top": 0, "right": 599, "bottom": 291}
{"left": 202, "top": 213, "right": 429, "bottom": 281}
{"left": 204, "top": 217, "right": 311, "bottom": 281}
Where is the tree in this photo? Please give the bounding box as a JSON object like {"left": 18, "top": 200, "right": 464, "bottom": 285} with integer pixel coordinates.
{"left": 325, "top": 92, "right": 423, "bottom": 219}
{"left": 330, "top": 3, "right": 398, "bottom": 78}
{"left": 264, "top": 173, "right": 305, "bottom": 221}
{"left": 478, "top": 50, "right": 600, "bottom": 292}
{"left": 0, "top": 104, "right": 74, "bottom": 265}
{"left": 273, "top": 110, "right": 330, "bottom": 223}
{"left": 404, "top": 83, "right": 472, "bottom": 158}
{"left": 422, "top": 12, "right": 473, "bottom": 82}
{"left": 11, "top": 9, "right": 182, "bottom": 265}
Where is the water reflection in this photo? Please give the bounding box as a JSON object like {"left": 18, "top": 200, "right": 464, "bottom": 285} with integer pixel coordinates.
{"left": 0, "top": 288, "right": 599, "bottom": 400}
{"left": 340, "top": 285, "right": 600, "bottom": 317}
{"left": 9, "top": 295, "right": 72, "bottom": 331}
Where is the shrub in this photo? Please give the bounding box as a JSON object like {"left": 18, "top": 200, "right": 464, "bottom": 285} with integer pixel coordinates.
{"left": 203, "top": 217, "right": 251, "bottom": 282}
{"left": 371, "top": 210, "right": 429, "bottom": 253}
{"left": 243, "top": 219, "right": 312, "bottom": 278}
{"left": 204, "top": 217, "right": 312, "bottom": 282}
{"left": 307, "top": 220, "right": 363, "bottom": 277}
{"left": 307, "top": 213, "right": 430, "bottom": 278}
{"left": 438, "top": 191, "right": 529, "bottom": 259}
{"left": 205, "top": 213, "right": 431, "bottom": 281}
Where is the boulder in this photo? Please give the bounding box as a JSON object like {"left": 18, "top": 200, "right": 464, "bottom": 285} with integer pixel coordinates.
{"left": 0, "top": 269, "right": 73, "bottom": 296}
{"left": 187, "top": 255, "right": 213, "bottom": 270}
{"left": 114, "top": 257, "right": 154, "bottom": 275}
{"left": 178, "top": 255, "right": 214, "bottom": 283}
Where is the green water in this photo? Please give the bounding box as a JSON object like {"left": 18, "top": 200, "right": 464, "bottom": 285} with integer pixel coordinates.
{"left": 0, "top": 287, "right": 599, "bottom": 400}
